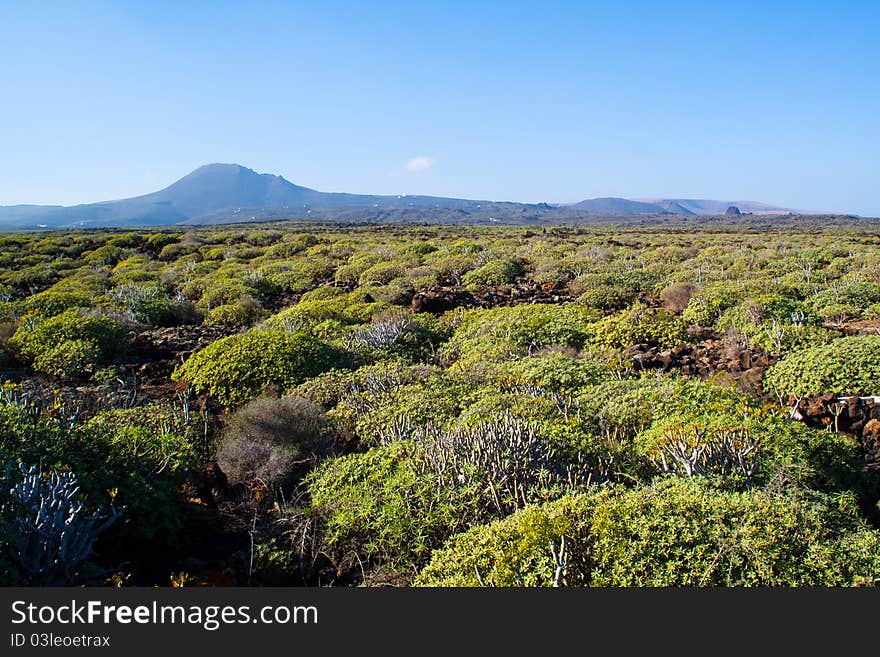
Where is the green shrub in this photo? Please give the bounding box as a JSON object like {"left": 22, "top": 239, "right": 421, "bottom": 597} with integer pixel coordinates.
{"left": 428, "top": 253, "right": 477, "bottom": 285}
{"left": 574, "top": 377, "right": 755, "bottom": 444}
{"left": 10, "top": 309, "right": 126, "bottom": 377}
{"left": 416, "top": 493, "right": 593, "bottom": 587}
{"left": 347, "top": 379, "right": 466, "bottom": 445}
{"left": 260, "top": 259, "right": 332, "bottom": 294}
{"left": 86, "top": 403, "right": 203, "bottom": 469}
{"left": 710, "top": 294, "right": 833, "bottom": 354}
{"left": 291, "top": 361, "right": 438, "bottom": 413}
{"left": 144, "top": 232, "right": 180, "bottom": 253}
{"left": 111, "top": 255, "right": 161, "bottom": 284}
{"left": 307, "top": 442, "right": 480, "bottom": 574}
{"left": 494, "top": 353, "right": 614, "bottom": 395}
{"left": 682, "top": 281, "right": 760, "bottom": 326}
{"left": 32, "top": 339, "right": 99, "bottom": 378}
{"left": 763, "top": 336, "right": 880, "bottom": 398}
{"left": 572, "top": 272, "right": 655, "bottom": 310}
{"left": 634, "top": 411, "right": 868, "bottom": 495}
{"left": 577, "top": 285, "right": 633, "bottom": 311}
{"left": 19, "top": 289, "right": 93, "bottom": 317}
{"left": 358, "top": 262, "right": 407, "bottom": 287}
{"left": 589, "top": 303, "right": 688, "bottom": 349}
{"left": 106, "top": 283, "right": 186, "bottom": 326}
{"left": 82, "top": 244, "right": 123, "bottom": 266}
{"left": 342, "top": 311, "right": 449, "bottom": 364}
{"left": 196, "top": 280, "right": 254, "bottom": 312}
{"left": 442, "top": 304, "right": 599, "bottom": 365}
{"left": 809, "top": 283, "right": 880, "bottom": 322}
{"left": 462, "top": 259, "right": 522, "bottom": 291}
{"left": 416, "top": 478, "right": 880, "bottom": 586}
{"left": 266, "top": 296, "right": 390, "bottom": 335}
{"left": 0, "top": 405, "right": 184, "bottom": 549}
{"left": 205, "top": 299, "right": 267, "bottom": 327}
{"left": 308, "top": 414, "right": 590, "bottom": 577}
{"left": 333, "top": 253, "right": 383, "bottom": 286}
{"left": 172, "top": 329, "right": 351, "bottom": 407}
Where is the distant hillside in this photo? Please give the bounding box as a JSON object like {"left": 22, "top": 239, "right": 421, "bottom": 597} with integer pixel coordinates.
{"left": 0, "top": 164, "right": 494, "bottom": 230}
{"left": 0, "top": 164, "right": 811, "bottom": 230}
{"left": 568, "top": 197, "right": 669, "bottom": 214}
{"left": 641, "top": 198, "right": 795, "bottom": 215}
{"left": 0, "top": 205, "right": 65, "bottom": 224}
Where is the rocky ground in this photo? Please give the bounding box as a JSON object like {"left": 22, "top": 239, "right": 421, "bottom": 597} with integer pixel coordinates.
{"left": 790, "top": 393, "right": 880, "bottom": 471}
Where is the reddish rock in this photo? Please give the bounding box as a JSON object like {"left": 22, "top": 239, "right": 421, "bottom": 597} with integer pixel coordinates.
{"left": 864, "top": 419, "right": 880, "bottom": 444}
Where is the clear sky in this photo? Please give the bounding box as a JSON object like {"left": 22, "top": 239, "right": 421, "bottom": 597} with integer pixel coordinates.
{"left": 1, "top": 1, "right": 878, "bottom": 214}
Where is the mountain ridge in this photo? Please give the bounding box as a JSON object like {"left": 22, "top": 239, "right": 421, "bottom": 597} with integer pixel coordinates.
{"left": 0, "top": 164, "right": 805, "bottom": 229}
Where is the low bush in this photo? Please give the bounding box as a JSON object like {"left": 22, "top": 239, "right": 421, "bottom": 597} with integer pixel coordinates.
{"left": 442, "top": 304, "right": 599, "bottom": 365}
{"left": 172, "top": 329, "right": 351, "bottom": 407}
{"left": 0, "top": 405, "right": 184, "bottom": 549}
{"left": 307, "top": 416, "right": 589, "bottom": 575}
{"left": 462, "top": 259, "right": 522, "bottom": 291}
{"left": 10, "top": 309, "right": 126, "bottom": 378}
{"left": 216, "top": 395, "right": 336, "bottom": 488}
{"left": 589, "top": 303, "right": 688, "bottom": 349}
{"left": 763, "top": 336, "right": 880, "bottom": 399}
{"left": 205, "top": 298, "right": 267, "bottom": 327}
{"left": 416, "top": 478, "right": 880, "bottom": 586}
{"left": 307, "top": 442, "right": 479, "bottom": 575}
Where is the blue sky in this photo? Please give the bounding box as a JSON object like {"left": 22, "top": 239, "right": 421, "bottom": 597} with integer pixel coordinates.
{"left": 1, "top": 1, "right": 878, "bottom": 214}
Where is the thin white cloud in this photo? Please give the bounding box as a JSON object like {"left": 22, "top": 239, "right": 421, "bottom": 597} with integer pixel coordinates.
{"left": 405, "top": 155, "right": 435, "bottom": 173}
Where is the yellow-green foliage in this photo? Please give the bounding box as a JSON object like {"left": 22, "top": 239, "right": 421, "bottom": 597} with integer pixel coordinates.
{"left": 462, "top": 259, "right": 522, "bottom": 291}
{"left": 442, "top": 303, "right": 600, "bottom": 365}
{"left": 307, "top": 442, "right": 481, "bottom": 572}
{"left": 10, "top": 309, "right": 126, "bottom": 378}
{"left": 205, "top": 299, "right": 267, "bottom": 327}
{"left": 764, "top": 336, "right": 880, "bottom": 398}
{"left": 172, "top": 329, "right": 350, "bottom": 407}
{"left": 4, "top": 223, "right": 880, "bottom": 587}
{"left": 417, "top": 478, "right": 880, "bottom": 586}
{"left": 589, "top": 303, "right": 688, "bottom": 349}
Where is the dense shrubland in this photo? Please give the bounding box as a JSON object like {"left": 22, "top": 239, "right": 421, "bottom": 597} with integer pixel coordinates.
{"left": 0, "top": 221, "right": 879, "bottom": 586}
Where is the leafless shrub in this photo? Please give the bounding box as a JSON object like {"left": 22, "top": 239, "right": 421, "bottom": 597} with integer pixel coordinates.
{"left": 2, "top": 463, "right": 125, "bottom": 585}
{"left": 344, "top": 311, "right": 413, "bottom": 351}
{"left": 216, "top": 396, "right": 336, "bottom": 489}
{"left": 279, "top": 316, "right": 307, "bottom": 334}
{"left": 661, "top": 282, "right": 697, "bottom": 314}
{"left": 649, "top": 425, "right": 761, "bottom": 478}
{"left": 346, "top": 368, "right": 406, "bottom": 418}
{"left": 722, "top": 325, "right": 748, "bottom": 360}
{"left": 413, "top": 414, "right": 592, "bottom": 516}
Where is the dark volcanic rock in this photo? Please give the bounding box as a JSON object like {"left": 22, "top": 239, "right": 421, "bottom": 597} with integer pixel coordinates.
{"left": 411, "top": 288, "right": 480, "bottom": 313}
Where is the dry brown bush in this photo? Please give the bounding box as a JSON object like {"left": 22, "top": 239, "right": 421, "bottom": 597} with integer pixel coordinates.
{"left": 662, "top": 282, "right": 697, "bottom": 314}
{"left": 216, "top": 395, "right": 336, "bottom": 488}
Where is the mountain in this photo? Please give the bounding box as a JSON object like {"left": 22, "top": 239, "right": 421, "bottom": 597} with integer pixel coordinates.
{"left": 0, "top": 164, "right": 495, "bottom": 230}
{"left": 568, "top": 197, "right": 669, "bottom": 214}
{"left": 562, "top": 196, "right": 796, "bottom": 216}
{"left": 639, "top": 198, "right": 796, "bottom": 215}
{"left": 0, "top": 204, "right": 64, "bottom": 223}
{"left": 0, "top": 164, "right": 807, "bottom": 229}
